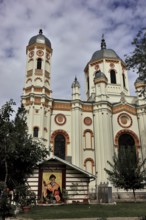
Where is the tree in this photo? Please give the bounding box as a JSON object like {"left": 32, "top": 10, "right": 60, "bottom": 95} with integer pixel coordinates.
{"left": 0, "top": 100, "right": 49, "bottom": 187}
{"left": 104, "top": 147, "right": 146, "bottom": 202}
{"left": 125, "top": 28, "right": 146, "bottom": 80}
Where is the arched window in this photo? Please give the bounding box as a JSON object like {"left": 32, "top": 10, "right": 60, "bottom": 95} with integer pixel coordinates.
{"left": 33, "top": 127, "right": 39, "bottom": 137}
{"left": 83, "top": 130, "right": 93, "bottom": 149}
{"left": 37, "top": 58, "right": 42, "bottom": 69}
{"left": 122, "top": 74, "right": 126, "bottom": 88}
{"left": 54, "top": 134, "right": 65, "bottom": 160}
{"left": 118, "top": 133, "right": 136, "bottom": 161}
{"left": 110, "top": 70, "right": 116, "bottom": 84}
{"left": 84, "top": 158, "right": 94, "bottom": 174}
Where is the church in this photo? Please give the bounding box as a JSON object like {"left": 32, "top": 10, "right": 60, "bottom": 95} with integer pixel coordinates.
{"left": 22, "top": 30, "right": 146, "bottom": 202}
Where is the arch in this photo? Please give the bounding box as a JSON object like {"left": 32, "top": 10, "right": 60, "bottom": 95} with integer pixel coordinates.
{"left": 115, "top": 129, "right": 140, "bottom": 148}
{"left": 83, "top": 129, "right": 94, "bottom": 149}
{"left": 34, "top": 77, "right": 42, "bottom": 82}
{"left": 83, "top": 129, "right": 94, "bottom": 137}
{"left": 84, "top": 158, "right": 95, "bottom": 174}
{"left": 37, "top": 58, "right": 42, "bottom": 69}
{"left": 50, "top": 130, "right": 70, "bottom": 144}
{"left": 50, "top": 130, "right": 70, "bottom": 159}
{"left": 110, "top": 69, "right": 116, "bottom": 84}
{"left": 26, "top": 78, "right": 32, "bottom": 84}
{"left": 84, "top": 158, "right": 95, "bottom": 166}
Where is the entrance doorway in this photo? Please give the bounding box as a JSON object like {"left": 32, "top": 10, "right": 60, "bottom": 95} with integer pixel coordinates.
{"left": 118, "top": 133, "right": 136, "bottom": 160}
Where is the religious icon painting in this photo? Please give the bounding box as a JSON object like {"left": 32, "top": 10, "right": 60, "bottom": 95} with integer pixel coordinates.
{"left": 42, "top": 171, "right": 62, "bottom": 203}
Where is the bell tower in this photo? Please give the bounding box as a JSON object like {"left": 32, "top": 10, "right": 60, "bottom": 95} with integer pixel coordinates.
{"left": 84, "top": 36, "right": 130, "bottom": 101}
{"left": 22, "top": 30, "right": 53, "bottom": 147}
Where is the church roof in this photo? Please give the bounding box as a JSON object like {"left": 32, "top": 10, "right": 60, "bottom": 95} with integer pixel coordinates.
{"left": 90, "top": 48, "right": 120, "bottom": 62}
{"left": 90, "top": 35, "right": 120, "bottom": 62}
{"left": 84, "top": 35, "right": 125, "bottom": 72}
{"left": 28, "top": 29, "right": 52, "bottom": 48}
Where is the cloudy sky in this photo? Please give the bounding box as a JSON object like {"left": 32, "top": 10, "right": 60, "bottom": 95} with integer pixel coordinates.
{"left": 0, "top": 0, "right": 146, "bottom": 108}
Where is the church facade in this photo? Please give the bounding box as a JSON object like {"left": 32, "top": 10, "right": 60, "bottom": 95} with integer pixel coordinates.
{"left": 22, "top": 30, "right": 146, "bottom": 196}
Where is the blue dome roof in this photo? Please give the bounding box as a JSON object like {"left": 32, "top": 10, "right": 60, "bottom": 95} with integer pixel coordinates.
{"left": 28, "top": 29, "right": 52, "bottom": 48}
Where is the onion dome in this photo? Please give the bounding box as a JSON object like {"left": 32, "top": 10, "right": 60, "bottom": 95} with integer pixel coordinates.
{"left": 71, "top": 77, "right": 80, "bottom": 88}
{"left": 134, "top": 76, "right": 146, "bottom": 86}
{"left": 90, "top": 35, "right": 120, "bottom": 63}
{"left": 28, "top": 29, "right": 52, "bottom": 48}
{"left": 95, "top": 70, "right": 107, "bottom": 80}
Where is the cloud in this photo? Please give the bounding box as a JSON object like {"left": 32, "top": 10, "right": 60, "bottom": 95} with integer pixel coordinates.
{"left": 0, "top": 0, "right": 146, "bottom": 107}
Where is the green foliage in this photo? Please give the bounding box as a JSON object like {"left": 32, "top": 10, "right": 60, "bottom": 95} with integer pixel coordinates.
{"left": 0, "top": 182, "right": 15, "bottom": 219}
{"left": 125, "top": 28, "right": 146, "bottom": 79}
{"left": 0, "top": 100, "right": 49, "bottom": 187}
{"left": 104, "top": 147, "right": 146, "bottom": 200}
{"left": 13, "top": 184, "right": 36, "bottom": 207}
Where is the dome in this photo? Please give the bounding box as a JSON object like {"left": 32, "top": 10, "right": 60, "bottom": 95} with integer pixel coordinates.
{"left": 28, "top": 29, "right": 52, "bottom": 48}
{"left": 72, "top": 77, "right": 80, "bottom": 88}
{"left": 95, "top": 70, "right": 107, "bottom": 80}
{"left": 90, "top": 35, "right": 121, "bottom": 63}
{"left": 91, "top": 49, "right": 120, "bottom": 62}
{"left": 134, "top": 76, "right": 145, "bottom": 85}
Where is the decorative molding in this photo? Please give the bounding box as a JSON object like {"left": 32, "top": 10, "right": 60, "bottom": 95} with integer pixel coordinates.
{"left": 83, "top": 129, "right": 94, "bottom": 137}
{"left": 29, "top": 51, "right": 34, "bottom": 58}
{"left": 82, "top": 105, "right": 93, "bottom": 112}
{"left": 35, "top": 69, "right": 43, "bottom": 75}
{"left": 84, "top": 158, "right": 95, "bottom": 166}
{"left": 34, "top": 88, "right": 42, "bottom": 92}
{"left": 113, "top": 104, "right": 136, "bottom": 115}
{"left": 26, "top": 78, "right": 32, "bottom": 83}
{"left": 109, "top": 63, "right": 115, "bottom": 68}
{"left": 84, "top": 158, "right": 95, "bottom": 174}
{"left": 90, "top": 60, "right": 103, "bottom": 66}
{"left": 117, "top": 113, "right": 133, "bottom": 128}
{"left": 52, "top": 102, "right": 71, "bottom": 111}
{"left": 34, "top": 77, "right": 42, "bottom": 82}
{"left": 108, "top": 68, "right": 117, "bottom": 74}
{"left": 94, "top": 78, "right": 107, "bottom": 84}
{"left": 25, "top": 87, "right": 32, "bottom": 93}
{"left": 55, "top": 114, "right": 66, "bottom": 126}
{"left": 84, "top": 117, "right": 92, "bottom": 126}
{"left": 27, "top": 70, "right": 33, "bottom": 77}
{"left": 36, "top": 50, "right": 44, "bottom": 57}
{"left": 115, "top": 129, "right": 140, "bottom": 148}
{"left": 50, "top": 129, "right": 70, "bottom": 144}
{"left": 34, "top": 97, "right": 41, "bottom": 105}
{"left": 105, "top": 59, "right": 119, "bottom": 63}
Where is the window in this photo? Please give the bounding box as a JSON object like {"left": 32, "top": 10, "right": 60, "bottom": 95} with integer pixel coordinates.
{"left": 110, "top": 70, "right": 116, "bottom": 84}
{"left": 54, "top": 134, "right": 65, "bottom": 160}
{"left": 85, "top": 131, "right": 92, "bottom": 149}
{"left": 87, "top": 76, "right": 89, "bottom": 91}
{"left": 37, "top": 58, "right": 42, "bottom": 69}
{"left": 118, "top": 133, "right": 136, "bottom": 162}
{"left": 33, "top": 127, "right": 39, "bottom": 137}
{"left": 122, "top": 74, "right": 126, "bottom": 88}
{"left": 84, "top": 158, "right": 94, "bottom": 174}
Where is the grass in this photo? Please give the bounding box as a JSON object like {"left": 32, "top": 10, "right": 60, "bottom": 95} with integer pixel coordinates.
{"left": 18, "top": 202, "right": 146, "bottom": 219}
